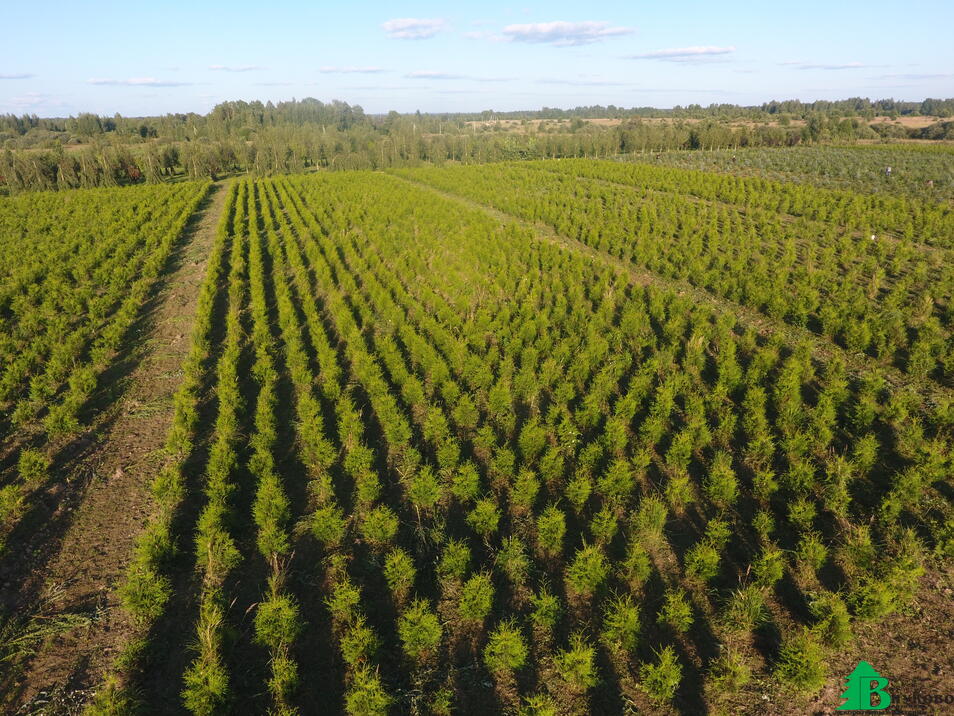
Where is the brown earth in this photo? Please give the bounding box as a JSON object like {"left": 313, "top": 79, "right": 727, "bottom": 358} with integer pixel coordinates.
{"left": 5, "top": 180, "right": 230, "bottom": 712}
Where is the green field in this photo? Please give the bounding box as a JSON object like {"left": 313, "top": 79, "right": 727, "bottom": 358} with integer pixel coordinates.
{"left": 1, "top": 148, "right": 952, "bottom": 715}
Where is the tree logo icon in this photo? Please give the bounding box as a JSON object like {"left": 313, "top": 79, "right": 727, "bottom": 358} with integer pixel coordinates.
{"left": 838, "top": 661, "right": 891, "bottom": 711}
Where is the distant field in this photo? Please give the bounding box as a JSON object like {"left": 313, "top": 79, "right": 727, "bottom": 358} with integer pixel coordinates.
{"left": 464, "top": 114, "right": 945, "bottom": 132}
{"left": 2, "top": 155, "right": 951, "bottom": 715}
{"left": 644, "top": 144, "right": 954, "bottom": 201}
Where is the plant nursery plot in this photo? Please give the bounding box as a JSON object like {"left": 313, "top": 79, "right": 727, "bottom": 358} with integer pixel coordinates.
{"left": 0, "top": 181, "right": 210, "bottom": 553}
{"left": 93, "top": 167, "right": 951, "bottom": 715}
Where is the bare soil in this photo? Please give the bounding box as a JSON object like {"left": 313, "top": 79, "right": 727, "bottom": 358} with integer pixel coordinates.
{"left": 5, "top": 180, "right": 230, "bottom": 712}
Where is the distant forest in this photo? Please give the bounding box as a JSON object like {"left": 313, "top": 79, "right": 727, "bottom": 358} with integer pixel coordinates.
{"left": 2, "top": 96, "right": 953, "bottom": 193}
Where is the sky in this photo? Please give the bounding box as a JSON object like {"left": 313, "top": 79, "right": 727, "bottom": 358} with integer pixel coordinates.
{"left": 1, "top": 0, "right": 952, "bottom": 117}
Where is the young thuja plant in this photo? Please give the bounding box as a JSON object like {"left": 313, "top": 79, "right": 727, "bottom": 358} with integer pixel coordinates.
{"left": 657, "top": 587, "right": 694, "bottom": 634}
{"left": 398, "top": 599, "right": 443, "bottom": 664}
{"left": 565, "top": 543, "right": 609, "bottom": 600}
{"left": 458, "top": 572, "right": 494, "bottom": 629}
{"left": 774, "top": 627, "right": 827, "bottom": 693}
{"left": 309, "top": 503, "right": 347, "bottom": 550}
{"left": 564, "top": 470, "right": 593, "bottom": 515}
{"left": 685, "top": 534, "right": 721, "bottom": 583}
{"left": 708, "top": 647, "right": 751, "bottom": 698}
{"left": 753, "top": 545, "right": 786, "bottom": 589}
{"left": 664, "top": 473, "right": 693, "bottom": 515}
{"left": 633, "top": 495, "right": 668, "bottom": 547}
{"left": 808, "top": 591, "right": 851, "bottom": 647}
{"left": 17, "top": 448, "right": 50, "bottom": 485}
{"left": 359, "top": 505, "right": 399, "bottom": 550}
{"left": 589, "top": 506, "right": 619, "bottom": 546}
{"left": 721, "top": 585, "right": 767, "bottom": 633}
{"left": 536, "top": 504, "right": 566, "bottom": 559}
{"left": 703, "top": 450, "right": 738, "bottom": 509}
{"left": 640, "top": 645, "right": 683, "bottom": 704}
{"left": 529, "top": 587, "right": 562, "bottom": 636}
{"left": 437, "top": 539, "right": 471, "bottom": 583}
{"left": 484, "top": 620, "right": 529, "bottom": 677}
{"left": 407, "top": 464, "right": 443, "bottom": 519}
{"left": 384, "top": 548, "right": 417, "bottom": 607}
{"left": 495, "top": 536, "right": 530, "bottom": 588}
{"left": 345, "top": 665, "right": 391, "bottom": 716}
{"left": 621, "top": 537, "right": 653, "bottom": 591}
{"left": 600, "top": 593, "right": 640, "bottom": 653}
{"left": 511, "top": 469, "right": 541, "bottom": 516}
{"left": 466, "top": 496, "right": 501, "bottom": 539}
{"left": 796, "top": 531, "right": 829, "bottom": 573}
{"left": 340, "top": 615, "right": 380, "bottom": 669}
{"left": 553, "top": 633, "right": 599, "bottom": 695}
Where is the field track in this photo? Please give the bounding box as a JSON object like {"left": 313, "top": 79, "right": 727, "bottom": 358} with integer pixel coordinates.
{"left": 6, "top": 180, "right": 232, "bottom": 711}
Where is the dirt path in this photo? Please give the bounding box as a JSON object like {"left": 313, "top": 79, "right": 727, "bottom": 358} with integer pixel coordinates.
{"left": 9, "top": 179, "right": 231, "bottom": 711}
{"left": 390, "top": 173, "right": 954, "bottom": 406}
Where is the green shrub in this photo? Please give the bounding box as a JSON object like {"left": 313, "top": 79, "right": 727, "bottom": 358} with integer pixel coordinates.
{"left": 554, "top": 633, "right": 599, "bottom": 694}
{"left": 119, "top": 563, "right": 172, "bottom": 624}
{"left": 775, "top": 628, "right": 827, "bottom": 693}
{"left": 722, "top": 586, "right": 766, "bottom": 632}
{"left": 310, "top": 504, "right": 346, "bottom": 548}
{"left": 601, "top": 594, "right": 640, "bottom": 652}
{"left": 685, "top": 541, "right": 720, "bottom": 582}
{"left": 360, "top": 505, "right": 399, "bottom": 548}
{"left": 458, "top": 572, "right": 494, "bottom": 625}
{"left": 17, "top": 448, "right": 51, "bottom": 485}
{"left": 496, "top": 536, "right": 530, "bottom": 586}
{"left": 437, "top": 539, "right": 471, "bottom": 581}
{"left": 566, "top": 543, "right": 609, "bottom": 598}
{"left": 809, "top": 592, "right": 851, "bottom": 647}
{"left": 796, "top": 532, "right": 828, "bottom": 571}
{"left": 340, "top": 616, "right": 379, "bottom": 667}
{"left": 345, "top": 666, "right": 391, "bottom": 715}
{"left": 536, "top": 505, "right": 566, "bottom": 558}
{"left": 466, "top": 497, "right": 501, "bottom": 537}
{"left": 704, "top": 451, "right": 738, "bottom": 508}
{"left": 633, "top": 496, "right": 668, "bottom": 543}
{"left": 484, "top": 620, "right": 528, "bottom": 675}
{"left": 398, "top": 599, "right": 442, "bottom": 662}
{"left": 530, "top": 588, "right": 561, "bottom": 632}
{"left": 640, "top": 645, "right": 682, "bottom": 704}
{"left": 657, "top": 588, "right": 693, "bottom": 633}
{"left": 384, "top": 548, "right": 417, "bottom": 605}
{"left": 254, "top": 594, "right": 301, "bottom": 650}
{"left": 708, "top": 648, "right": 751, "bottom": 696}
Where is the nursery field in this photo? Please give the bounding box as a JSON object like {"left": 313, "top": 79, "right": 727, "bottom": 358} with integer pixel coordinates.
{"left": 1, "top": 152, "right": 952, "bottom": 715}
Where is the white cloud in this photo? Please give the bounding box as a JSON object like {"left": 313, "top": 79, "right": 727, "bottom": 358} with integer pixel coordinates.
{"left": 501, "top": 21, "right": 633, "bottom": 46}
{"left": 209, "top": 64, "right": 263, "bottom": 72}
{"left": 88, "top": 77, "right": 192, "bottom": 87}
{"left": 381, "top": 18, "right": 447, "bottom": 40}
{"left": 319, "top": 66, "right": 387, "bottom": 74}
{"left": 407, "top": 71, "right": 466, "bottom": 80}
{"left": 870, "top": 72, "right": 954, "bottom": 80}
{"left": 0, "top": 73, "right": 34, "bottom": 80}
{"left": 6, "top": 92, "right": 66, "bottom": 110}
{"left": 629, "top": 46, "right": 736, "bottom": 62}
{"left": 781, "top": 61, "right": 873, "bottom": 70}
{"left": 406, "top": 71, "right": 512, "bottom": 82}
{"left": 538, "top": 78, "right": 629, "bottom": 87}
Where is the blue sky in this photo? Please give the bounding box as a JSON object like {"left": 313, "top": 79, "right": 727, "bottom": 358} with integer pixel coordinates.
{"left": 1, "top": 0, "right": 952, "bottom": 117}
